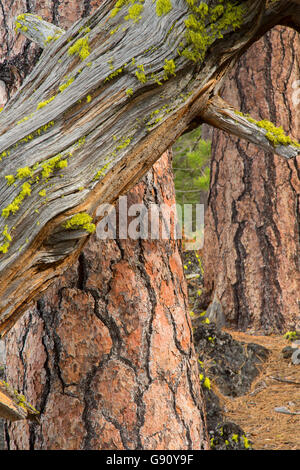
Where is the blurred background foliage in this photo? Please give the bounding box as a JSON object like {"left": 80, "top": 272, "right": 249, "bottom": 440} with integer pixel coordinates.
{"left": 172, "top": 127, "right": 211, "bottom": 210}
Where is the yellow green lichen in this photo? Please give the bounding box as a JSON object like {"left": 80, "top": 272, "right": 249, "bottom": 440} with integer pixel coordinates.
{"left": 156, "top": 0, "right": 172, "bottom": 16}
{"left": 284, "top": 331, "right": 297, "bottom": 341}
{"left": 151, "top": 73, "right": 163, "bottom": 86}
{"left": 181, "top": 1, "right": 245, "bottom": 63}
{"left": 242, "top": 435, "right": 251, "bottom": 449}
{"left": 105, "top": 67, "right": 124, "bottom": 82}
{"left": 235, "top": 111, "right": 300, "bottom": 148}
{"left": 68, "top": 36, "right": 90, "bottom": 61}
{"left": 5, "top": 175, "right": 15, "bottom": 186}
{"left": 63, "top": 212, "right": 96, "bottom": 233}
{"left": 199, "top": 374, "right": 211, "bottom": 389}
{"left": 135, "top": 70, "right": 147, "bottom": 83}
{"left": 17, "top": 113, "right": 34, "bottom": 125}
{"left": 59, "top": 77, "right": 75, "bottom": 92}
{"left": 116, "top": 136, "right": 131, "bottom": 151}
{"left": 93, "top": 162, "right": 111, "bottom": 181}
{"left": 0, "top": 225, "right": 12, "bottom": 253}
{"left": 0, "top": 380, "right": 39, "bottom": 414}
{"left": 163, "top": 58, "right": 176, "bottom": 80}
{"left": 125, "top": 3, "right": 144, "bottom": 22}
{"left": 56, "top": 159, "right": 68, "bottom": 169}
{"left": 110, "top": 0, "right": 125, "bottom": 18}
{"left": 0, "top": 150, "right": 10, "bottom": 162}
{"left": 135, "top": 64, "right": 147, "bottom": 83}
{"left": 110, "top": 0, "right": 144, "bottom": 19}
{"left": 41, "top": 155, "right": 65, "bottom": 179}
{"left": 76, "top": 136, "right": 86, "bottom": 148}
{"left": 2, "top": 182, "right": 32, "bottom": 218}
{"left": 37, "top": 96, "right": 56, "bottom": 110}
{"left": 203, "top": 377, "right": 211, "bottom": 389}
{"left": 146, "top": 104, "right": 171, "bottom": 129}
{"left": 44, "top": 32, "right": 62, "bottom": 46}
{"left": 38, "top": 189, "right": 46, "bottom": 197}
{"left": 256, "top": 120, "right": 300, "bottom": 147}
{"left": 126, "top": 88, "right": 134, "bottom": 97}
{"left": 15, "top": 22, "right": 28, "bottom": 33}
{"left": 14, "top": 120, "right": 55, "bottom": 148}
{"left": 110, "top": 25, "right": 121, "bottom": 35}
{"left": 16, "top": 166, "right": 34, "bottom": 180}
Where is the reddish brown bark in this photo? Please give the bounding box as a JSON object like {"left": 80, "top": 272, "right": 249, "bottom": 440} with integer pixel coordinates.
{"left": 1, "top": 0, "right": 208, "bottom": 450}
{"left": 203, "top": 27, "right": 300, "bottom": 333}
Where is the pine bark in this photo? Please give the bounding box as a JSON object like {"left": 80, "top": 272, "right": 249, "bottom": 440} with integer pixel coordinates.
{"left": 2, "top": 0, "right": 208, "bottom": 450}
{"left": 203, "top": 27, "right": 300, "bottom": 333}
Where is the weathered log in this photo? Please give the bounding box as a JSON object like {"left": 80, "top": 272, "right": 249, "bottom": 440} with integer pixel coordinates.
{"left": 0, "top": 0, "right": 299, "bottom": 336}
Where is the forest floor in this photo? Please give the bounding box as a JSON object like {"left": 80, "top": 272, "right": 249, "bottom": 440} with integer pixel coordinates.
{"left": 183, "top": 250, "right": 299, "bottom": 450}
{"left": 214, "top": 330, "right": 300, "bottom": 450}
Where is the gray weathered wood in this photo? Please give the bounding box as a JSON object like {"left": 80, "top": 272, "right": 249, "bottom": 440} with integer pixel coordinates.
{"left": 15, "top": 12, "right": 64, "bottom": 48}
{"left": 0, "top": 0, "right": 299, "bottom": 336}
{"left": 202, "top": 96, "right": 300, "bottom": 159}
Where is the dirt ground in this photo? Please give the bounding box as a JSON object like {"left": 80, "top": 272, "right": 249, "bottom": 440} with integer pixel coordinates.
{"left": 214, "top": 330, "right": 300, "bottom": 450}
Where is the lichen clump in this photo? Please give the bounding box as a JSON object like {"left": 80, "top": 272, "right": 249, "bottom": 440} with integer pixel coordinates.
{"left": 254, "top": 119, "right": 300, "bottom": 148}
{"left": 37, "top": 96, "right": 56, "bottom": 110}
{"left": 156, "top": 0, "right": 172, "bottom": 16}
{"left": 110, "top": 0, "right": 145, "bottom": 21}
{"left": 44, "top": 31, "right": 62, "bottom": 46}
{"left": 63, "top": 213, "right": 96, "bottom": 233}
{"left": 2, "top": 182, "right": 32, "bottom": 218}
{"left": 68, "top": 37, "right": 90, "bottom": 61}
{"left": 135, "top": 64, "right": 147, "bottom": 83}
{"left": 235, "top": 111, "right": 300, "bottom": 148}
{"left": 163, "top": 58, "right": 176, "bottom": 80}
{"left": 0, "top": 225, "right": 12, "bottom": 253}
{"left": 181, "top": 1, "right": 245, "bottom": 62}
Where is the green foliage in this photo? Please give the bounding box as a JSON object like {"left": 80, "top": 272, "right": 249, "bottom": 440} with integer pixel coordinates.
{"left": 172, "top": 127, "right": 211, "bottom": 210}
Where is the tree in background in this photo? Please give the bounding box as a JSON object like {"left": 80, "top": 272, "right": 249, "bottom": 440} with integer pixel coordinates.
{"left": 202, "top": 27, "right": 300, "bottom": 333}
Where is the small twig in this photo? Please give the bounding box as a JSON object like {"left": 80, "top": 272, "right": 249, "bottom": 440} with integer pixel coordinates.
{"left": 269, "top": 376, "right": 300, "bottom": 386}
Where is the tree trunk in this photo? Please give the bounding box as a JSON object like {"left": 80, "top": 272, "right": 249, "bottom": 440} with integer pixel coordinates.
{"left": 2, "top": 1, "right": 208, "bottom": 450}
{"left": 203, "top": 26, "right": 300, "bottom": 333}
{"left": 0, "top": 1, "right": 300, "bottom": 333}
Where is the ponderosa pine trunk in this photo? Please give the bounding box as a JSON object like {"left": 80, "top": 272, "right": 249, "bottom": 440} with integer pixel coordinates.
{"left": 203, "top": 26, "right": 300, "bottom": 333}
{"left": 1, "top": 0, "right": 208, "bottom": 450}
